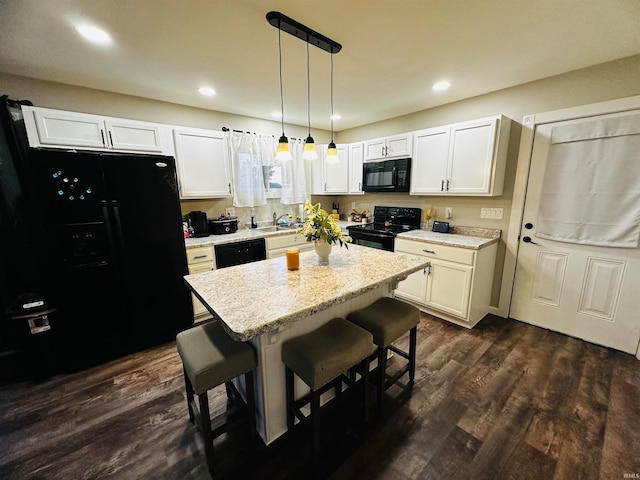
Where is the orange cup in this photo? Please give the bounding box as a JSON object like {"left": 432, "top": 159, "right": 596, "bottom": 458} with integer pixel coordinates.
{"left": 286, "top": 249, "right": 300, "bottom": 270}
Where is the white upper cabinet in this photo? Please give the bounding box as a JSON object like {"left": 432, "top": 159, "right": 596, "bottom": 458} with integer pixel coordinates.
{"left": 410, "top": 115, "right": 511, "bottom": 196}
{"left": 172, "top": 127, "right": 232, "bottom": 199}
{"left": 348, "top": 142, "right": 364, "bottom": 194}
{"left": 322, "top": 144, "right": 349, "bottom": 194}
{"left": 22, "top": 106, "right": 166, "bottom": 153}
{"left": 363, "top": 133, "right": 413, "bottom": 161}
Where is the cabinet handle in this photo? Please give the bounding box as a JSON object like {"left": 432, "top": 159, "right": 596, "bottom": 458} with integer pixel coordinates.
{"left": 108, "top": 130, "right": 114, "bottom": 148}
{"left": 427, "top": 263, "right": 432, "bottom": 275}
{"left": 100, "top": 129, "right": 106, "bottom": 147}
{"left": 192, "top": 255, "right": 208, "bottom": 259}
{"left": 441, "top": 180, "right": 444, "bottom": 192}
{"left": 358, "top": 182, "right": 361, "bottom": 191}
{"left": 422, "top": 249, "right": 436, "bottom": 254}
{"left": 446, "top": 179, "right": 450, "bottom": 191}
{"left": 228, "top": 183, "right": 231, "bottom": 194}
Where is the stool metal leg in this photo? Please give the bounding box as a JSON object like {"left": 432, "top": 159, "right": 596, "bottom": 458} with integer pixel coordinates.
{"left": 244, "top": 370, "right": 257, "bottom": 441}
{"left": 311, "top": 388, "right": 321, "bottom": 468}
{"left": 197, "top": 392, "right": 215, "bottom": 475}
{"left": 376, "top": 346, "right": 386, "bottom": 413}
{"left": 285, "top": 366, "right": 295, "bottom": 431}
{"left": 408, "top": 326, "right": 417, "bottom": 383}
{"left": 183, "top": 369, "right": 195, "bottom": 422}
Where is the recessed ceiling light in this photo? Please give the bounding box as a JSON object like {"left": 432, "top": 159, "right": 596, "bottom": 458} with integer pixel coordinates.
{"left": 75, "top": 25, "right": 112, "bottom": 45}
{"left": 330, "top": 114, "right": 341, "bottom": 121}
{"left": 432, "top": 81, "right": 451, "bottom": 92}
{"left": 198, "top": 87, "right": 216, "bottom": 97}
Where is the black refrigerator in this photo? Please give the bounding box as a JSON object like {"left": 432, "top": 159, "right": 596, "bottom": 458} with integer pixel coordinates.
{"left": 0, "top": 96, "right": 193, "bottom": 373}
{"left": 29, "top": 149, "right": 193, "bottom": 369}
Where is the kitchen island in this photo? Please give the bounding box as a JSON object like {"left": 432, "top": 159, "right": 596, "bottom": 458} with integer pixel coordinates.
{"left": 183, "top": 244, "right": 429, "bottom": 444}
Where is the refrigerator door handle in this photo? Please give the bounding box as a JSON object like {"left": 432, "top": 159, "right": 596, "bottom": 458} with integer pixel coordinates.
{"left": 102, "top": 200, "right": 118, "bottom": 265}
{"left": 111, "top": 200, "right": 126, "bottom": 254}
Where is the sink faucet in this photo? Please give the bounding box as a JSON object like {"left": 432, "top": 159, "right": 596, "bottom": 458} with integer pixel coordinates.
{"left": 273, "top": 212, "right": 288, "bottom": 226}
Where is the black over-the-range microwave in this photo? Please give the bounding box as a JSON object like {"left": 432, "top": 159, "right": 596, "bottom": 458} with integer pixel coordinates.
{"left": 362, "top": 157, "right": 411, "bottom": 192}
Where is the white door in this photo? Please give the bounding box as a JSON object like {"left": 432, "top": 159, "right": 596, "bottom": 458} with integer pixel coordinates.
{"left": 510, "top": 110, "right": 640, "bottom": 354}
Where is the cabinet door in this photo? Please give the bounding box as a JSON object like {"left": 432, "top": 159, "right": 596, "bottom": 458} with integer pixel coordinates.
{"left": 410, "top": 126, "right": 450, "bottom": 194}
{"left": 30, "top": 107, "right": 107, "bottom": 149}
{"left": 363, "top": 138, "right": 387, "bottom": 161}
{"left": 188, "top": 261, "right": 215, "bottom": 318}
{"left": 173, "top": 128, "right": 232, "bottom": 198}
{"left": 105, "top": 119, "right": 164, "bottom": 153}
{"left": 396, "top": 265, "right": 428, "bottom": 305}
{"left": 386, "top": 133, "right": 413, "bottom": 158}
{"left": 323, "top": 144, "right": 349, "bottom": 193}
{"left": 426, "top": 260, "right": 473, "bottom": 319}
{"left": 348, "top": 142, "right": 364, "bottom": 194}
{"left": 446, "top": 117, "right": 498, "bottom": 194}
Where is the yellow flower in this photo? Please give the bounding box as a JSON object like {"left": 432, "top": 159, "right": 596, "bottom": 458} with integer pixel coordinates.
{"left": 296, "top": 200, "right": 351, "bottom": 248}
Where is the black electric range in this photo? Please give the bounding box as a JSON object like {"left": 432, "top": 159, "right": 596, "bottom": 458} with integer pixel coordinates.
{"left": 348, "top": 206, "right": 422, "bottom": 251}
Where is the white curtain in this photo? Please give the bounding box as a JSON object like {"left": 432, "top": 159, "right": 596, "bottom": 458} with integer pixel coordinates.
{"left": 229, "top": 131, "right": 268, "bottom": 208}
{"left": 280, "top": 138, "right": 308, "bottom": 205}
{"left": 537, "top": 112, "right": 640, "bottom": 248}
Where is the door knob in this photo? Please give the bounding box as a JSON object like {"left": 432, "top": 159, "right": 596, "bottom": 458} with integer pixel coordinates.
{"left": 522, "top": 236, "right": 539, "bottom": 245}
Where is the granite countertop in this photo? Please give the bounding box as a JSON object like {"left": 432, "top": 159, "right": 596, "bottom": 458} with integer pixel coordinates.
{"left": 183, "top": 244, "right": 429, "bottom": 341}
{"left": 398, "top": 226, "right": 501, "bottom": 250}
{"left": 184, "top": 220, "right": 359, "bottom": 248}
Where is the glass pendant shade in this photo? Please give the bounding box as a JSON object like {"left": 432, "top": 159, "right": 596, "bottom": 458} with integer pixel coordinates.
{"left": 276, "top": 135, "right": 293, "bottom": 161}
{"left": 302, "top": 136, "right": 318, "bottom": 160}
{"left": 325, "top": 141, "right": 339, "bottom": 164}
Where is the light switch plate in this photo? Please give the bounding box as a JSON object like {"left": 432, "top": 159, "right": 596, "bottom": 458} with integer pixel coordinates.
{"left": 226, "top": 207, "right": 236, "bottom": 217}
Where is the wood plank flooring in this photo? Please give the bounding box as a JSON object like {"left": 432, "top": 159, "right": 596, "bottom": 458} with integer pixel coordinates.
{"left": 1, "top": 313, "right": 639, "bottom": 479}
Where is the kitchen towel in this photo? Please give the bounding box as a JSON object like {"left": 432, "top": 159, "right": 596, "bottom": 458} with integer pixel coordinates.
{"left": 536, "top": 111, "right": 640, "bottom": 248}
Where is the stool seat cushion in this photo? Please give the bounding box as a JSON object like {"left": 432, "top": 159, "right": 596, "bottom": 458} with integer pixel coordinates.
{"left": 347, "top": 297, "right": 420, "bottom": 347}
{"left": 282, "top": 318, "right": 374, "bottom": 390}
{"left": 176, "top": 322, "right": 256, "bottom": 395}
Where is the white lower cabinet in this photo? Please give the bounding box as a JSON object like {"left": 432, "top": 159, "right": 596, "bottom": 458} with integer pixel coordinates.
{"left": 186, "top": 246, "right": 215, "bottom": 321}
{"left": 395, "top": 238, "right": 497, "bottom": 328}
{"left": 265, "top": 234, "right": 314, "bottom": 258}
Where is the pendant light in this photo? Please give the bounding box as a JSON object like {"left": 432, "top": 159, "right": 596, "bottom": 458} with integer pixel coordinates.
{"left": 325, "top": 52, "right": 339, "bottom": 164}
{"left": 275, "top": 25, "right": 292, "bottom": 162}
{"left": 302, "top": 40, "right": 318, "bottom": 160}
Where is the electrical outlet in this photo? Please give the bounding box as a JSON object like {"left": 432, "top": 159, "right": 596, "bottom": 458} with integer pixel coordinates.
{"left": 351, "top": 202, "right": 356, "bottom": 210}
{"left": 445, "top": 207, "right": 452, "bottom": 219}
{"left": 225, "top": 207, "right": 236, "bottom": 217}
{"left": 480, "top": 207, "right": 503, "bottom": 219}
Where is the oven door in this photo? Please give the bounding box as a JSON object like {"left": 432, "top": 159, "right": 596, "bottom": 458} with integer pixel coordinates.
{"left": 349, "top": 229, "right": 394, "bottom": 251}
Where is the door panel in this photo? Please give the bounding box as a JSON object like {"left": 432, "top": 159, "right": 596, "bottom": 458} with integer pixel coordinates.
{"left": 511, "top": 110, "right": 640, "bottom": 354}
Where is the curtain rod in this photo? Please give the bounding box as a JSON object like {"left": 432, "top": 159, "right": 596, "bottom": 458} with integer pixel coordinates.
{"left": 221, "top": 126, "right": 303, "bottom": 141}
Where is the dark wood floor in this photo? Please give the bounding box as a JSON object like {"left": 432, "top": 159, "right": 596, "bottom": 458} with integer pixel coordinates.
{"left": 1, "top": 314, "right": 639, "bottom": 480}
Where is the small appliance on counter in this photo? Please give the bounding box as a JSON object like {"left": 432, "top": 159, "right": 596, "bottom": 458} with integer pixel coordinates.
{"left": 188, "top": 211, "right": 209, "bottom": 238}
{"left": 208, "top": 215, "right": 239, "bottom": 235}
{"left": 431, "top": 221, "right": 452, "bottom": 233}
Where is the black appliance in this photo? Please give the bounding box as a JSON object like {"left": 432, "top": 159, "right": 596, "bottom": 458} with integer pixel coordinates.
{"left": 188, "top": 210, "right": 209, "bottom": 237}
{"left": 27, "top": 148, "right": 192, "bottom": 369}
{"left": 432, "top": 221, "right": 452, "bottom": 233}
{"left": 348, "top": 206, "right": 422, "bottom": 251}
{"left": 215, "top": 239, "right": 266, "bottom": 269}
{"left": 208, "top": 215, "right": 238, "bottom": 235}
{"left": 362, "top": 158, "right": 411, "bottom": 192}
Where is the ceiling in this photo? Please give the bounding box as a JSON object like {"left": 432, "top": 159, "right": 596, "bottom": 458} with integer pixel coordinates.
{"left": 1, "top": 0, "right": 639, "bottom": 131}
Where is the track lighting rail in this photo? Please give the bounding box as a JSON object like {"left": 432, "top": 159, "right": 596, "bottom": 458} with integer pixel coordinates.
{"left": 266, "top": 11, "right": 341, "bottom": 54}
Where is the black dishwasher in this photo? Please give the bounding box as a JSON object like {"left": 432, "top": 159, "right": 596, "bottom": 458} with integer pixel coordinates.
{"left": 215, "top": 238, "right": 266, "bottom": 269}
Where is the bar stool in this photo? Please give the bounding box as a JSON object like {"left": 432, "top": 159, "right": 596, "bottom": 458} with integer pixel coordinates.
{"left": 281, "top": 318, "right": 374, "bottom": 467}
{"left": 176, "top": 321, "right": 257, "bottom": 476}
{"left": 347, "top": 296, "right": 420, "bottom": 412}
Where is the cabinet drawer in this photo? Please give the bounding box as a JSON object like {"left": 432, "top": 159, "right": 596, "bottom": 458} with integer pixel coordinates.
{"left": 395, "top": 239, "right": 475, "bottom": 265}
{"left": 265, "top": 233, "right": 306, "bottom": 251}
{"left": 186, "top": 246, "right": 215, "bottom": 264}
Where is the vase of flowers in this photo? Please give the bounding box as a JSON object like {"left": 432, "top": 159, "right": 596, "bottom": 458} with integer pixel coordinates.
{"left": 297, "top": 200, "right": 351, "bottom": 265}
